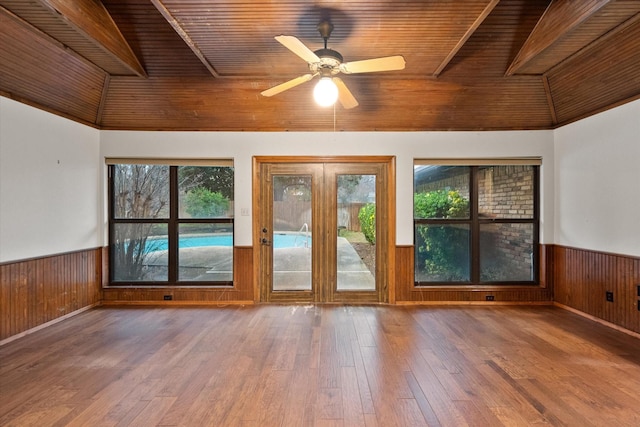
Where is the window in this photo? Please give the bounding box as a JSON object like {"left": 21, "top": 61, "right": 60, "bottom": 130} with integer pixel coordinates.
{"left": 108, "top": 160, "right": 234, "bottom": 285}
{"left": 414, "top": 160, "right": 539, "bottom": 285}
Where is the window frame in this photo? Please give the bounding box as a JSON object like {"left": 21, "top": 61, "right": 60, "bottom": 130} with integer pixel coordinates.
{"left": 107, "top": 161, "right": 234, "bottom": 287}
{"left": 413, "top": 161, "right": 540, "bottom": 286}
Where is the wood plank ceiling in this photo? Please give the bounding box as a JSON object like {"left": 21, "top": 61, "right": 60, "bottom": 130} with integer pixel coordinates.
{"left": 0, "top": 0, "right": 639, "bottom": 131}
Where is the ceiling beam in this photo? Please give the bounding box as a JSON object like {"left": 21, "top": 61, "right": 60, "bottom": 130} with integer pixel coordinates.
{"left": 37, "top": 0, "right": 146, "bottom": 77}
{"left": 433, "top": 0, "right": 500, "bottom": 77}
{"left": 505, "top": 0, "right": 612, "bottom": 76}
{"left": 150, "top": 0, "right": 220, "bottom": 78}
{"left": 542, "top": 75, "right": 557, "bottom": 125}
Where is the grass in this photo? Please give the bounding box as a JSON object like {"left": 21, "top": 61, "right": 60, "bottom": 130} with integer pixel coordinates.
{"left": 338, "top": 230, "right": 368, "bottom": 243}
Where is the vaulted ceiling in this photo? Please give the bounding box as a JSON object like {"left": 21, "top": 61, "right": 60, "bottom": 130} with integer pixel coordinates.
{"left": 1, "top": 0, "right": 639, "bottom": 131}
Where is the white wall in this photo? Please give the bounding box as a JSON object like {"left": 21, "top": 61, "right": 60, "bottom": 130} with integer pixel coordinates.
{"left": 0, "top": 98, "right": 101, "bottom": 262}
{"left": 100, "top": 130, "right": 555, "bottom": 246}
{"left": 5, "top": 94, "right": 637, "bottom": 263}
{"left": 554, "top": 98, "right": 640, "bottom": 257}
{"left": 0, "top": 97, "right": 560, "bottom": 262}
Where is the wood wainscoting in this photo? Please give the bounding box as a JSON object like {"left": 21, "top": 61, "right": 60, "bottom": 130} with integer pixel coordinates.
{"left": 101, "top": 246, "right": 254, "bottom": 305}
{"left": 0, "top": 248, "right": 102, "bottom": 343}
{"left": 394, "top": 245, "right": 554, "bottom": 304}
{"left": 3, "top": 243, "right": 638, "bottom": 342}
{"left": 554, "top": 245, "right": 640, "bottom": 334}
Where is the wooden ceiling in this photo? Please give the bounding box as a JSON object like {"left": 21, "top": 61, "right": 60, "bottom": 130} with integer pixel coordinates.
{"left": 1, "top": 0, "right": 639, "bottom": 131}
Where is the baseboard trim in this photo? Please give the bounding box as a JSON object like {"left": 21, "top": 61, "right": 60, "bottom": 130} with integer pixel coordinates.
{"left": 394, "top": 301, "right": 554, "bottom": 306}
{"left": 554, "top": 302, "right": 640, "bottom": 340}
{"left": 0, "top": 303, "right": 101, "bottom": 346}
{"left": 101, "top": 300, "right": 255, "bottom": 307}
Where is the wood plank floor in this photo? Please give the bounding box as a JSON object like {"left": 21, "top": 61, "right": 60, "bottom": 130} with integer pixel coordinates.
{"left": 1, "top": 305, "right": 640, "bottom": 426}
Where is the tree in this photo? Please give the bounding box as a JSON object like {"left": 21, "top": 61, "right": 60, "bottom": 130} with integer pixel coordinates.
{"left": 113, "top": 164, "right": 169, "bottom": 219}
{"left": 183, "top": 187, "right": 230, "bottom": 217}
{"left": 272, "top": 176, "right": 311, "bottom": 201}
{"left": 337, "top": 175, "right": 362, "bottom": 203}
{"left": 178, "top": 166, "right": 234, "bottom": 199}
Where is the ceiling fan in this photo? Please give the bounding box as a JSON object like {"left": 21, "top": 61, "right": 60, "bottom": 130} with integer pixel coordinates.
{"left": 261, "top": 21, "right": 406, "bottom": 109}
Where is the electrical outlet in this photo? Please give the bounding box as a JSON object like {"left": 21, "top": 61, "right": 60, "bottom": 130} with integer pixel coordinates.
{"left": 486, "top": 295, "right": 495, "bottom": 301}
{"left": 163, "top": 295, "right": 173, "bottom": 301}
{"left": 606, "top": 291, "right": 614, "bottom": 302}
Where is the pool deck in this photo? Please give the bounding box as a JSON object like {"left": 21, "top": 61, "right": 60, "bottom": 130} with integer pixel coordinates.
{"left": 272, "top": 237, "right": 374, "bottom": 290}
{"left": 145, "top": 237, "right": 375, "bottom": 289}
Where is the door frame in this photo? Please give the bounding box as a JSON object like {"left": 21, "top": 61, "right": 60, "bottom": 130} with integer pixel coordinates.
{"left": 252, "top": 156, "right": 396, "bottom": 304}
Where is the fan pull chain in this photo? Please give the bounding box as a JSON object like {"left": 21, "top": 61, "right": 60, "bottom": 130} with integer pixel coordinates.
{"left": 333, "top": 102, "right": 336, "bottom": 132}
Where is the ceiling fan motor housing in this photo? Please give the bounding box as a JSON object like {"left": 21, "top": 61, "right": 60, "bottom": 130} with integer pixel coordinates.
{"left": 311, "top": 48, "right": 343, "bottom": 76}
{"left": 262, "top": 21, "right": 403, "bottom": 109}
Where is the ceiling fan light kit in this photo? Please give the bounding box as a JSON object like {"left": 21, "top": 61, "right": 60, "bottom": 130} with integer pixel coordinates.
{"left": 261, "top": 21, "right": 405, "bottom": 109}
{"left": 313, "top": 77, "right": 339, "bottom": 107}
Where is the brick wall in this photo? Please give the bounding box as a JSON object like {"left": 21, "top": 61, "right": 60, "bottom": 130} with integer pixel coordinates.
{"left": 478, "top": 166, "right": 534, "bottom": 219}
{"left": 478, "top": 166, "right": 534, "bottom": 280}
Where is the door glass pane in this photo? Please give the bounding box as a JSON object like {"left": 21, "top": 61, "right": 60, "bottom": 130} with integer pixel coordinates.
{"left": 112, "top": 223, "right": 168, "bottom": 281}
{"left": 337, "top": 175, "right": 376, "bottom": 291}
{"left": 178, "top": 223, "right": 233, "bottom": 282}
{"left": 414, "top": 224, "right": 470, "bottom": 282}
{"left": 480, "top": 223, "right": 534, "bottom": 281}
{"left": 272, "top": 175, "right": 312, "bottom": 291}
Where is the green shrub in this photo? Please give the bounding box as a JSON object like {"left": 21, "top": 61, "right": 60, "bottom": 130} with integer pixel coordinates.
{"left": 183, "top": 187, "right": 230, "bottom": 217}
{"left": 358, "top": 203, "right": 376, "bottom": 244}
{"left": 414, "top": 190, "right": 470, "bottom": 280}
{"left": 414, "top": 190, "right": 468, "bottom": 219}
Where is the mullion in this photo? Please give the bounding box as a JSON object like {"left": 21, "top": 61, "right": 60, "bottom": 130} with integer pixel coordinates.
{"left": 533, "top": 166, "right": 540, "bottom": 283}
{"left": 108, "top": 165, "right": 115, "bottom": 285}
{"left": 178, "top": 218, "right": 234, "bottom": 224}
{"left": 111, "top": 218, "right": 169, "bottom": 224}
{"left": 168, "top": 166, "right": 179, "bottom": 283}
{"left": 470, "top": 166, "right": 479, "bottom": 283}
{"left": 478, "top": 219, "right": 536, "bottom": 224}
{"left": 413, "top": 219, "right": 474, "bottom": 228}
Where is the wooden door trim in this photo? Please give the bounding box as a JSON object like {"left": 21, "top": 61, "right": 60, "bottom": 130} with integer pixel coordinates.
{"left": 252, "top": 155, "right": 396, "bottom": 304}
{"left": 254, "top": 155, "right": 395, "bottom": 164}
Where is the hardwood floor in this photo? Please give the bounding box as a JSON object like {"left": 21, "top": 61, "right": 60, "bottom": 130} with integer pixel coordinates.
{"left": 1, "top": 305, "right": 640, "bottom": 426}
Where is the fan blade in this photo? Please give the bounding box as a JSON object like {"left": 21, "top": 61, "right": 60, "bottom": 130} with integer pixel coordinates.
{"left": 340, "top": 55, "right": 406, "bottom": 74}
{"left": 333, "top": 77, "right": 359, "bottom": 109}
{"left": 275, "top": 35, "right": 320, "bottom": 64}
{"left": 261, "top": 74, "right": 316, "bottom": 97}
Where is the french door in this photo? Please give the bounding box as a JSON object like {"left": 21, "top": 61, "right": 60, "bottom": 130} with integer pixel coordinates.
{"left": 255, "top": 157, "right": 394, "bottom": 303}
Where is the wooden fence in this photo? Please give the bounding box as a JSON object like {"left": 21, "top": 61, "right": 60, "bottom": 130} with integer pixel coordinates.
{"left": 273, "top": 201, "right": 368, "bottom": 232}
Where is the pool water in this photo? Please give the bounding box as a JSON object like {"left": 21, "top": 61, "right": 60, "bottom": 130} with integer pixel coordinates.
{"left": 148, "top": 233, "right": 310, "bottom": 251}
{"left": 271, "top": 233, "right": 311, "bottom": 248}
{"left": 179, "top": 235, "right": 233, "bottom": 248}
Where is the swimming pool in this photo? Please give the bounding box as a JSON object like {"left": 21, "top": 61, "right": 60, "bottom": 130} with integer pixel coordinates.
{"left": 147, "top": 233, "right": 311, "bottom": 251}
